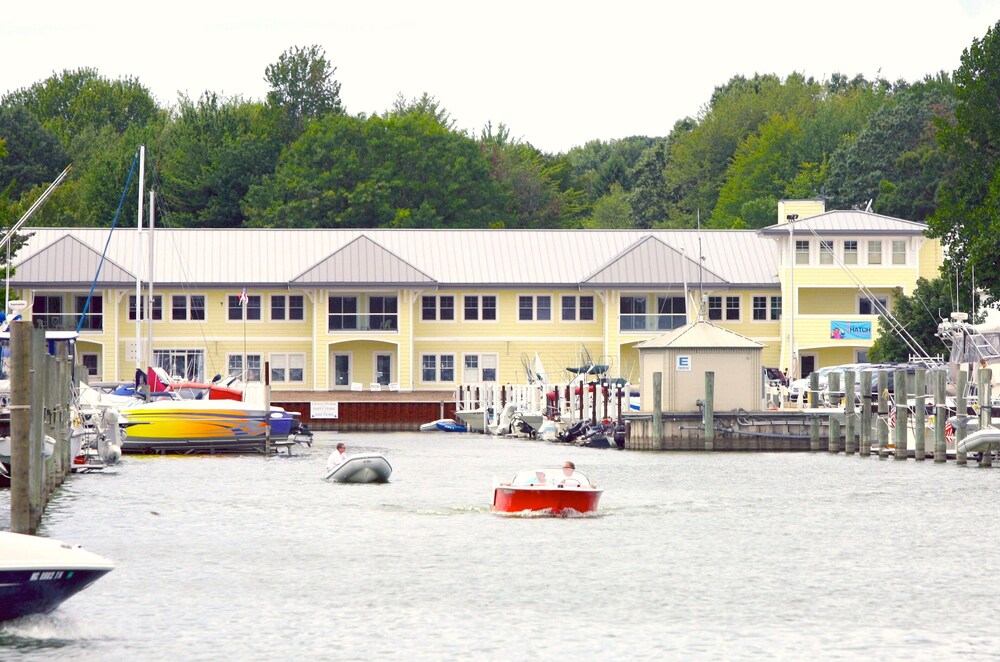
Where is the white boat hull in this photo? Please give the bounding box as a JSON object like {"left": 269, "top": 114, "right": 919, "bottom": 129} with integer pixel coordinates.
{"left": 325, "top": 453, "right": 392, "bottom": 483}
{"left": 956, "top": 427, "right": 1000, "bottom": 455}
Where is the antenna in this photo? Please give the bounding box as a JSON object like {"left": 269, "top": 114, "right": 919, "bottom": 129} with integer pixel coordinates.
{"left": 864, "top": 199, "right": 873, "bottom": 212}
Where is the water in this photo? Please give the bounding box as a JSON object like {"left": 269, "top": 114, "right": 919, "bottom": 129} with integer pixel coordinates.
{"left": 2, "top": 433, "right": 1000, "bottom": 661}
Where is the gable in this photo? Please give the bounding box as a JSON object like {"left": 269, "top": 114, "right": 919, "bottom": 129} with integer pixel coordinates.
{"left": 12, "top": 234, "right": 135, "bottom": 287}
{"left": 292, "top": 235, "right": 437, "bottom": 285}
{"left": 584, "top": 235, "right": 728, "bottom": 287}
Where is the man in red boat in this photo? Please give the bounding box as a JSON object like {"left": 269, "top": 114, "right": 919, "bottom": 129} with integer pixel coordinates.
{"left": 559, "top": 461, "right": 582, "bottom": 486}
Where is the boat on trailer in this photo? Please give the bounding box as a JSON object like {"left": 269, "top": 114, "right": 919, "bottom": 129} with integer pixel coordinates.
{"left": 325, "top": 453, "right": 393, "bottom": 483}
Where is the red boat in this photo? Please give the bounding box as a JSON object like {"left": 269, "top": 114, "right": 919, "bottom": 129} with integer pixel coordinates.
{"left": 492, "top": 468, "right": 603, "bottom": 514}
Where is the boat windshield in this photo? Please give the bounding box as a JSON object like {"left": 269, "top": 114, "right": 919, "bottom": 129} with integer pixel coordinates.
{"left": 510, "top": 468, "right": 591, "bottom": 487}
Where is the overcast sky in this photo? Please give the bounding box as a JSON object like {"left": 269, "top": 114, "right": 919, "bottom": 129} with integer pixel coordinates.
{"left": 3, "top": 1, "right": 998, "bottom": 154}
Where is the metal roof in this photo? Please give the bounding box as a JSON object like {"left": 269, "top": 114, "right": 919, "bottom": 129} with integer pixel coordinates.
{"left": 757, "top": 210, "right": 929, "bottom": 236}
{"left": 11, "top": 227, "right": 782, "bottom": 289}
{"left": 14, "top": 234, "right": 135, "bottom": 287}
{"left": 292, "top": 235, "right": 436, "bottom": 285}
{"left": 583, "top": 236, "right": 728, "bottom": 287}
{"left": 636, "top": 319, "right": 764, "bottom": 349}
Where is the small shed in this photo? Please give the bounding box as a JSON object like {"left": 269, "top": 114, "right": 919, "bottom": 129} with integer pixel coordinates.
{"left": 636, "top": 320, "right": 764, "bottom": 412}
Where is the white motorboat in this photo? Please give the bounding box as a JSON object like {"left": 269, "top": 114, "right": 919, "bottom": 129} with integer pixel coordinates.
{"left": 324, "top": 453, "right": 392, "bottom": 483}
{"left": 0, "top": 531, "right": 114, "bottom": 622}
{"left": 956, "top": 427, "right": 1000, "bottom": 455}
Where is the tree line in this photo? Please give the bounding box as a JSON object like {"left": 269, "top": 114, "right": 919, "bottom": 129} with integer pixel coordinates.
{"left": 3, "top": 23, "right": 1000, "bottom": 362}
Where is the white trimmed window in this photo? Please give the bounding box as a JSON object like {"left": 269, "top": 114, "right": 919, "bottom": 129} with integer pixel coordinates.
{"left": 154, "top": 349, "right": 205, "bottom": 382}
{"left": 843, "top": 240, "right": 858, "bottom": 265}
{"left": 228, "top": 294, "right": 262, "bottom": 321}
{"left": 270, "top": 353, "right": 305, "bottom": 383}
{"left": 462, "top": 353, "right": 498, "bottom": 382}
{"left": 707, "top": 296, "right": 740, "bottom": 321}
{"left": 421, "top": 295, "right": 456, "bottom": 321}
{"left": 129, "top": 295, "right": 162, "bottom": 321}
{"left": 770, "top": 296, "right": 782, "bottom": 320}
{"left": 271, "top": 295, "right": 304, "bottom": 321}
{"left": 463, "top": 295, "right": 497, "bottom": 321}
{"left": 518, "top": 295, "right": 552, "bottom": 321}
{"left": 171, "top": 294, "right": 206, "bottom": 321}
{"left": 725, "top": 296, "right": 741, "bottom": 321}
{"left": 752, "top": 296, "right": 768, "bottom": 321}
{"left": 867, "top": 240, "right": 883, "bottom": 265}
{"left": 228, "top": 353, "right": 263, "bottom": 381}
{"left": 795, "top": 240, "right": 810, "bottom": 265}
{"left": 81, "top": 353, "right": 99, "bottom": 378}
{"left": 421, "top": 354, "right": 456, "bottom": 382}
{"left": 708, "top": 296, "right": 723, "bottom": 321}
{"left": 656, "top": 296, "right": 685, "bottom": 329}
{"left": 892, "top": 240, "right": 906, "bottom": 265}
{"left": 819, "top": 241, "right": 834, "bottom": 265}
{"left": 561, "top": 295, "right": 595, "bottom": 322}
{"left": 859, "top": 296, "right": 889, "bottom": 315}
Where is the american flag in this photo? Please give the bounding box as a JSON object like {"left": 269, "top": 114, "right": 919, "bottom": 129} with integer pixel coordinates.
{"left": 238, "top": 287, "right": 248, "bottom": 306}
{"left": 888, "top": 402, "right": 896, "bottom": 428}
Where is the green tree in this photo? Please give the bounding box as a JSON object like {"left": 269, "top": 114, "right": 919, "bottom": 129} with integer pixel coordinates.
{"left": 265, "top": 45, "right": 342, "bottom": 135}
{"left": 0, "top": 106, "right": 69, "bottom": 198}
{"left": 582, "top": 183, "right": 633, "bottom": 228}
{"left": 928, "top": 21, "right": 1000, "bottom": 304}
{"left": 868, "top": 276, "right": 980, "bottom": 362}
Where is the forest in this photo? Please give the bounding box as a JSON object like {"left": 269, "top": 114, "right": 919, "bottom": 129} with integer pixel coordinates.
{"left": 0, "top": 22, "right": 999, "bottom": 305}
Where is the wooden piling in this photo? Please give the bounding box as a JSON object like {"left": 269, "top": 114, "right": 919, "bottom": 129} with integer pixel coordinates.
{"left": 651, "top": 372, "right": 663, "bottom": 449}
{"left": 913, "top": 368, "right": 925, "bottom": 461}
{"left": 704, "top": 371, "right": 714, "bottom": 451}
{"left": 30, "top": 327, "right": 46, "bottom": 528}
{"left": 844, "top": 369, "right": 855, "bottom": 454}
{"left": 828, "top": 371, "right": 841, "bottom": 453}
{"left": 933, "top": 369, "right": 946, "bottom": 463}
{"left": 980, "top": 369, "right": 992, "bottom": 467}
{"left": 894, "top": 369, "right": 907, "bottom": 460}
{"left": 809, "top": 371, "right": 820, "bottom": 451}
{"left": 877, "top": 370, "right": 888, "bottom": 459}
{"left": 956, "top": 370, "right": 968, "bottom": 466}
{"left": 860, "top": 370, "right": 872, "bottom": 457}
{"left": 10, "top": 321, "right": 33, "bottom": 534}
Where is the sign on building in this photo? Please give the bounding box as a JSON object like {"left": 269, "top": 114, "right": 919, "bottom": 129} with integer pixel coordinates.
{"left": 676, "top": 355, "right": 692, "bottom": 372}
{"left": 830, "top": 321, "right": 872, "bottom": 340}
{"left": 310, "top": 401, "right": 339, "bottom": 419}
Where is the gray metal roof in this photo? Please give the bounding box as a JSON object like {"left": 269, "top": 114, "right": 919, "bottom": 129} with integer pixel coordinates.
{"left": 292, "top": 235, "right": 436, "bottom": 285}
{"left": 636, "top": 319, "right": 764, "bottom": 349}
{"left": 583, "top": 236, "right": 728, "bottom": 287}
{"left": 11, "top": 227, "right": 781, "bottom": 289}
{"left": 14, "top": 234, "right": 135, "bottom": 287}
{"left": 757, "top": 210, "right": 929, "bottom": 236}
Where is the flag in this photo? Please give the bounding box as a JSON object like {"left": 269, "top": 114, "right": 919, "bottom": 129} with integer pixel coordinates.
{"left": 238, "top": 287, "right": 248, "bottom": 306}
{"left": 888, "top": 402, "right": 896, "bottom": 429}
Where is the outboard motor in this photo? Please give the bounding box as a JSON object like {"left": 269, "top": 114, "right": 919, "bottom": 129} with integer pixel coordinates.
{"left": 495, "top": 403, "right": 518, "bottom": 436}
{"left": 100, "top": 407, "right": 123, "bottom": 464}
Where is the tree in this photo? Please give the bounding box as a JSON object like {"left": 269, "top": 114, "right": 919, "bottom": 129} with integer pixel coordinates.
{"left": 868, "top": 276, "right": 980, "bottom": 362}
{"left": 582, "top": 183, "right": 633, "bottom": 228}
{"left": 928, "top": 21, "right": 1000, "bottom": 304}
{"left": 0, "top": 106, "right": 69, "bottom": 198}
{"left": 265, "top": 45, "right": 342, "bottom": 134}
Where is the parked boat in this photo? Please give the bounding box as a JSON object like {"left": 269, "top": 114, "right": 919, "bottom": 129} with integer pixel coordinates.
{"left": 0, "top": 531, "right": 114, "bottom": 622}
{"left": 492, "top": 467, "right": 603, "bottom": 514}
{"left": 118, "top": 399, "right": 272, "bottom": 454}
{"left": 324, "top": 453, "right": 393, "bottom": 483}
{"left": 435, "top": 420, "right": 468, "bottom": 433}
{"left": 419, "top": 418, "right": 458, "bottom": 432}
{"left": 956, "top": 426, "right": 1000, "bottom": 455}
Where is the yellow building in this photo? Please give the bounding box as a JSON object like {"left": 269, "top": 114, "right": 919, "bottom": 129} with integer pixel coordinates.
{"left": 9, "top": 200, "right": 941, "bottom": 390}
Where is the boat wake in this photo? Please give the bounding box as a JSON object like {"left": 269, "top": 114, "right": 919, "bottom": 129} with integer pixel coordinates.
{"left": 0, "top": 611, "right": 111, "bottom": 644}
{"left": 492, "top": 508, "right": 602, "bottom": 519}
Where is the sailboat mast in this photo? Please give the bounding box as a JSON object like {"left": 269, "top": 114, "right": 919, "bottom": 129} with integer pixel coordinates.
{"left": 134, "top": 145, "right": 145, "bottom": 370}
{"left": 146, "top": 190, "right": 155, "bottom": 371}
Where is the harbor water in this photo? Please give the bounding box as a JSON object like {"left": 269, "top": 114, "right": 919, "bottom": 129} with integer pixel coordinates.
{"left": 2, "top": 431, "right": 1000, "bottom": 661}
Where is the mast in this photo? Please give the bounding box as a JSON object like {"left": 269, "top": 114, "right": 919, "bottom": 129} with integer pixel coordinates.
{"left": 146, "top": 189, "right": 155, "bottom": 371}
{"left": 134, "top": 145, "right": 145, "bottom": 369}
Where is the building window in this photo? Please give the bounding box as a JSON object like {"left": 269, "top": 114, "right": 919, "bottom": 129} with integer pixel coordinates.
{"left": 708, "top": 296, "right": 723, "bottom": 321}
{"left": 859, "top": 296, "right": 889, "bottom": 315}
{"left": 270, "top": 353, "right": 305, "bottom": 383}
{"left": 770, "top": 296, "right": 782, "bottom": 320}
{"left": 753, "top": 296, "right": 767, "bottom": 321}
{"left": 562, "top": 295, "right": 595, "bottom": 321}
{"left": 819, "top": 241, "right": 834, "bottom": 265}
{"left": 369, "top": 296, "right": 398, "bottom": 331}
{"left": 518, "top": 295, "right": 551, "bottom": 321}
{"left": 656, "top": 296, "right": 685, "bottom": 330}
{"left": 620, "top": 296, "right": 647, "bottom": 331}
{"left": 462, "top": 354, "right": 497, "bottom": 382}
{"left": 81, "top": 353, "right": 99, "bottom": 377}
{"left": 154, "top": 349, "right": 205, "bottom": 382}
{"left": 328, "top": 296, "right": 358, "bottom": 330}
{"left": 271, "top": 295, "right": 304, "bottom": 321}
{"left": 843, "top": 240, "right": 858, "bottom": 265}
{"left": 725, "top": 296, "right": 741, "bottom": 321}
{"left": 892, "top": 240, "right": 906, "bottom": 265}
{"left": 463, "top": 295, "right": 497, "bottom": 321}
{"left": 129, "top": 295, "right": 162, "bottom": 321}
{"left": 74, "top": 295, "right": 103, "bottom": 331}
{"left": 795, "top": 240, "right": 810, "bottom": 265}
{"left": 421, "top": 295, "right": 455, "bottom": 321}
{"left": 228, "top": 353, "right": 262, "bottom": 381}
{"left": 228, "top": 294, "right": 261, "bottom": 321}
{"left": 421, "top": 354, "right": 456, "bottom": 382}
{"left": 171, "top": 294, "right": 206, "bottom": 321}
{"left": 868, "top": 240, "right": 883, "bottom": 265}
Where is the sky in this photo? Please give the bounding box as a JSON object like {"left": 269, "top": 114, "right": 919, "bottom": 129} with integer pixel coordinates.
{"left": 3, "top": 1, "right": 999, "bottom": 154}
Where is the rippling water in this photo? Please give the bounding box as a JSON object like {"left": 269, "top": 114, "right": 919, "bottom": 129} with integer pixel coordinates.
{"left": 2, "top": 432, "right": 1000, "bottom": 661}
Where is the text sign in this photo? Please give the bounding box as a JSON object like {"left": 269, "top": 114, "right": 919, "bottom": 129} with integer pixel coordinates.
{"left": 310, "top": 401, "right": 339, "bottom": 419}
{"left": 676, "top": 355, "right": 692, "bottom": 372}
{"left": 830, "top": 321, "right": 872, "bottom": 340}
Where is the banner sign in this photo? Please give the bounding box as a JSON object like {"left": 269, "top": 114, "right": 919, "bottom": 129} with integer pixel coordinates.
{"left": 830, "top": 321, "right": 871, "bottom": 340}
{"left": 310, "top": 402, "right": 339, "bottom": 419}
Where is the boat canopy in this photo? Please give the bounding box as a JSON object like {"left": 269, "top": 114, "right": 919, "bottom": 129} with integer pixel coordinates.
{"left": 510, "top": 468, "right": 592, "bottom": 487}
